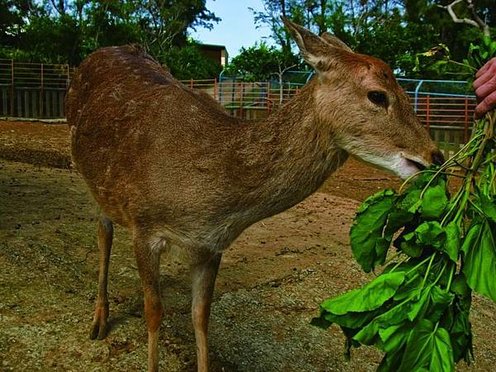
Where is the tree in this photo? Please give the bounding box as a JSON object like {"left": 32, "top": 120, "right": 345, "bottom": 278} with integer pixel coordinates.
{"left": 163, "top": 43, "right": 222, "bottom": 80}
{"left": 0, "top": 0, "right": 221, "bottom": 78}
{"left": 132, "top": 0, "right": 220, "bottom": 58}
{"left": 224, "top": 42, "right": 300, "bottom": 103}
{"left": 438, "top": 0, "right": 491, "bottom": 37}
{"left": 224, "top": 42, "right": 299, "bottom": 82}
{"left": 0, "top": 0, "right": 40, "bottom": 58}
{"left": 251, "top": 0, "right": 334, "bottom": 54}
{"left": 251, "top": 0, "right": 293, "bottom": 55}
{"left": 252, "top": 0, "right": 495, "bottom": 77}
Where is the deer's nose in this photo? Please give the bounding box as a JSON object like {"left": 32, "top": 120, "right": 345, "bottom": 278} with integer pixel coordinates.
{"left": 432, "top": 150, "right": 445, "bottom": 166}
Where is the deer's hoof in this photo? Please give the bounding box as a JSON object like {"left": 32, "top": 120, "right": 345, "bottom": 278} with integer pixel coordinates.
{"left": 89, "top": 305, "right": 109, "bottom": 340}
{"left": 90, "top": 319, "right": 108, "bottom": 340}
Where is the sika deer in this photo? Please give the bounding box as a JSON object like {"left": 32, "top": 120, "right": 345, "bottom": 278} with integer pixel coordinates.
{"left": 66, "top": 18, "right": 443, "bottom": 372}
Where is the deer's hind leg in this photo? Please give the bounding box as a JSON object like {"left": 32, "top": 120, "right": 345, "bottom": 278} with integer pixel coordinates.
{"left": 90, "top": 216, "right": 114, "bottom": 340}
{"left": 133, "top": 233, "right": 164, "bottom": 372}
{"left": 191, "top": 251, "right": 222, "bottom": 372}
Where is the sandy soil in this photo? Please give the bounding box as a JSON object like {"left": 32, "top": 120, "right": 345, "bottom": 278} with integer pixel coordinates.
{"left": 1, "top": 120, "right": 496, "bottom": 371}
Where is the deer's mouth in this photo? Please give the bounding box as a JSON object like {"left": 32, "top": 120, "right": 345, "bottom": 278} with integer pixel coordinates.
{"left": 396, "top": 155, "right": 429, "bottom": 179}
{"left": 404, "top": 158, "right": 426, "bottom": 172}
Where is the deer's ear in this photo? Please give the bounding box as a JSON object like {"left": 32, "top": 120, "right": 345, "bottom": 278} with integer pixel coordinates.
{"left": 282, "top": 17, "right": 341, "bottom": 73}
{"left": 320, "top": 32, "right": 353, "bottom": 53}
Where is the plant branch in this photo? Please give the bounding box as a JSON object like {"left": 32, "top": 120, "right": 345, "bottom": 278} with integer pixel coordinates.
{"left": 438, "top": 0, "right": 491, "bottom": 37}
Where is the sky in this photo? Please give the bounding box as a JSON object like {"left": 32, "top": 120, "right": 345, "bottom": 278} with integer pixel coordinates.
{"left": 190, "top": 0, "right": 273, "bottom": 58}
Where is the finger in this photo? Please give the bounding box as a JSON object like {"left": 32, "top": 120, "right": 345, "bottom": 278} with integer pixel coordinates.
{"left": 474, "top": 90, "right": 496, "bottom": 119}
{"left": 473, "top": 69, "right": 493, "bottom": 92}
{"left": 475, "top": 57, "right": 496, "bottom": 78}
{"left": 474, "top": 74, "right": 496, "bottom": 100}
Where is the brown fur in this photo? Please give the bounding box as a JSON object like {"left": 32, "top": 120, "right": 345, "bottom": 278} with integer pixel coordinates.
{"left": 66, "top": 20, "right": 441, "bottom": 372}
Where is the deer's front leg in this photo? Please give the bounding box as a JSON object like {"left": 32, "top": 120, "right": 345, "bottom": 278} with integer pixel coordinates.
{"left": 191, "top": 252, "right": 222, "bottom": 372}
{"left": 134, "top": 236, "right": 163, "bottom": 372}
{"left": 90, "top": 216, "right": 113, "bottom": 340}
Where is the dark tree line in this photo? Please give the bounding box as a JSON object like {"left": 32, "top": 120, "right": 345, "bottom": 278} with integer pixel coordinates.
{"left": 233, "top": 0, "right": 495, "bottom": 80}
{"left": 0, "top": 0, "right": 222, "bottom": 79}
{"left": 1, "top": 1, "right": 495, "bottom": 80}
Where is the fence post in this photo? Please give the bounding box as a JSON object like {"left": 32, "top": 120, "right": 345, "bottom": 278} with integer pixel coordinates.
{"left": 190, "top": 79, "right": 193, "bottom": 89}
{"left": 40, "top": 63, "right": 44, "bottom": 118}
{"left": 213, "top": 78, "right": 218, "bottom": 101}
{"left": 239, "top": 82, "right": 244, "bottom": 118}
{"left": 266, "top": 81, "right": 270, "bottom": 114}
{"left": 425, "top": 95, "right": 430, "bottom": 131}
{"left": 414, "top": 80, "right": 424, "bottom": 113}
{"left": 10, "top": 59, "right": 14, "bottom": 116}
{"left": 463, "top": 97, "right": 469, "bottom": 143}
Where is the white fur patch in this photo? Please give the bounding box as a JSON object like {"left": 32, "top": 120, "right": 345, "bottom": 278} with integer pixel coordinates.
{"left": 338, "top": 139, "right": 426, "bottom": 180}
{"left": 357, "top": 151, "right": 424, "bottom": 179}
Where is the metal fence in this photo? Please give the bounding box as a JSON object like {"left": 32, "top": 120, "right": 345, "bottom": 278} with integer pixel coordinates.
{"left": 397, "top": 79, "right": 476, "bottom": 158}
{"left": 0, "top": 59, "right": 478, "bottom": 157}
{"left": 182, "top": 78, "right": 302, "bottom": 120}
{"left": 0, "top": 59, "right": 72, "bottom": 118}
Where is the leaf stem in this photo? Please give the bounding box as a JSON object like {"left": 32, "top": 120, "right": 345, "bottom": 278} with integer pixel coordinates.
{"left": 421, "top": 254, "right": 437, "bottom": 290}
{"left": 445, "top": 264, "right": 456, "bottom": 292}
{"left": 406, "top": 255, "right": 433, "bottom": 276}
{"left": 433, "top": 260, "right": 447, "bottom": 285}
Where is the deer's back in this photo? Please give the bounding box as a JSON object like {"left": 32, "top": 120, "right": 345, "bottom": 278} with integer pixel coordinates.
{"left": 66, "top": 45, "right": 245, "bottom": 232}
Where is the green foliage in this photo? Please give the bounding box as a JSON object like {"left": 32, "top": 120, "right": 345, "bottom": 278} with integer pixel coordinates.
{"left": 414, "top": 35, "right": 496, "bottom": 80}
{"left": 254, "top": 0, "right": 495, "bottom": 77}
{"left": 3, "top": 0, "right": 495, "bottom": 79}
{"left": 163, "top": 44, "right": 222, "bottom": 80}
{"left": 0, "top": 0, "right": 220, "bottom": 76}
{"left": 350, "top": 189, "right": 397, "bottom": 273}
{"left": 464, "top": 36, "right": 496, "bottom": 71}
{"left": 224, "top": 42, "right": 299, "bottom": 81}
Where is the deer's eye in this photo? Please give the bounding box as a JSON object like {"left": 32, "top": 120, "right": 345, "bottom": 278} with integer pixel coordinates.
{"left": 367, "top": 91, "right": 388, "bottom": 108}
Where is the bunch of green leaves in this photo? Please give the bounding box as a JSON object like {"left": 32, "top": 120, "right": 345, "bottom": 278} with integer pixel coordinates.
{"left": 464, "top": 37, "right": 496, "bottom": 73}
{"left": 312, "top": 45, "right": 496, "bottom": 370}
{"left": 414, "top": 36, "right": 496, "bottom": 79}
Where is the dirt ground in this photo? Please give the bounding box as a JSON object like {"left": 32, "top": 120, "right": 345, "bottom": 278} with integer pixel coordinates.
{"left": 1, "top": 120, "right": 496, "bottom": 372}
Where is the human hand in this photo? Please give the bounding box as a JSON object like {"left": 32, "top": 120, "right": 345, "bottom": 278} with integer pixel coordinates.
{"left": 473, "top": 57, "right": 496, "bottom": 118}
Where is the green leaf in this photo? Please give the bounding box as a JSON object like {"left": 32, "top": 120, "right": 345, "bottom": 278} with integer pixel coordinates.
{"left": 378, "top": 323, "right": 411, "bottom": 353}
{"left": 398, "top": 319, "right": 454, "bottom": 372}
{"left": 415, "top": 221, "right": 446, "bottom": 249}
{"left": 421, "top": 181, "right": 448, "bottom": 219}
{"left": 321, "top": 308, "right": 379, "bottom": 329}
{"left": 443, "top": 221, "right": 460, "bottom": 262}
{"left": 384, "top": 191, "right": 418, "bottom": 237}
{"left": 428, "top": 286, "right": 454, "bottom": 322}
{"left": 430, "top": 326, "right": 455, "bottom": 372}
{"left": 320, "top": 271, "right": 406, "bottom": 315}
{"left": 451, "top": 273, "right": 470, "bottom": 297}
{"left": 407, "top": 286, "right": 431, "bottom": 321}
{"left": 449, "top": 298, "right": 473, "bottom": 363}
{"left": 395, "top": 221, "right": 446, "bottom": 257}
{"left": 350, "top": 189, "right": 397, "bottom": 272}
{"left": 397, "top": 189, "right": 422, "bottom": 214}
{"left": 479, "top": 195, "right": 496, "bottom": 223}
{"left": 462, "top": 220, "right": 496, "bottom": 302}
{"left": 378, "top": 344, "right": 407, "bottom": 372}
{"left": 309, "top": 316, "right": 331, "bottom": 329}
{"left": 354, "top": 294, "right": 419, "bottom": 345}
{"left": 399, "top": 230, "right": 423, "bottom": 257}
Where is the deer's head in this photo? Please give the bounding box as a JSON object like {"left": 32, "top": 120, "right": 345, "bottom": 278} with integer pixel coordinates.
{"left": 283, "top": 18, "right": 443, "bottom": 179}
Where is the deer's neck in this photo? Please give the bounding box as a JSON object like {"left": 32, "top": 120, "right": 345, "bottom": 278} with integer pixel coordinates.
{"left": 233, "top": 80, "right": 348, "bottom": 216}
